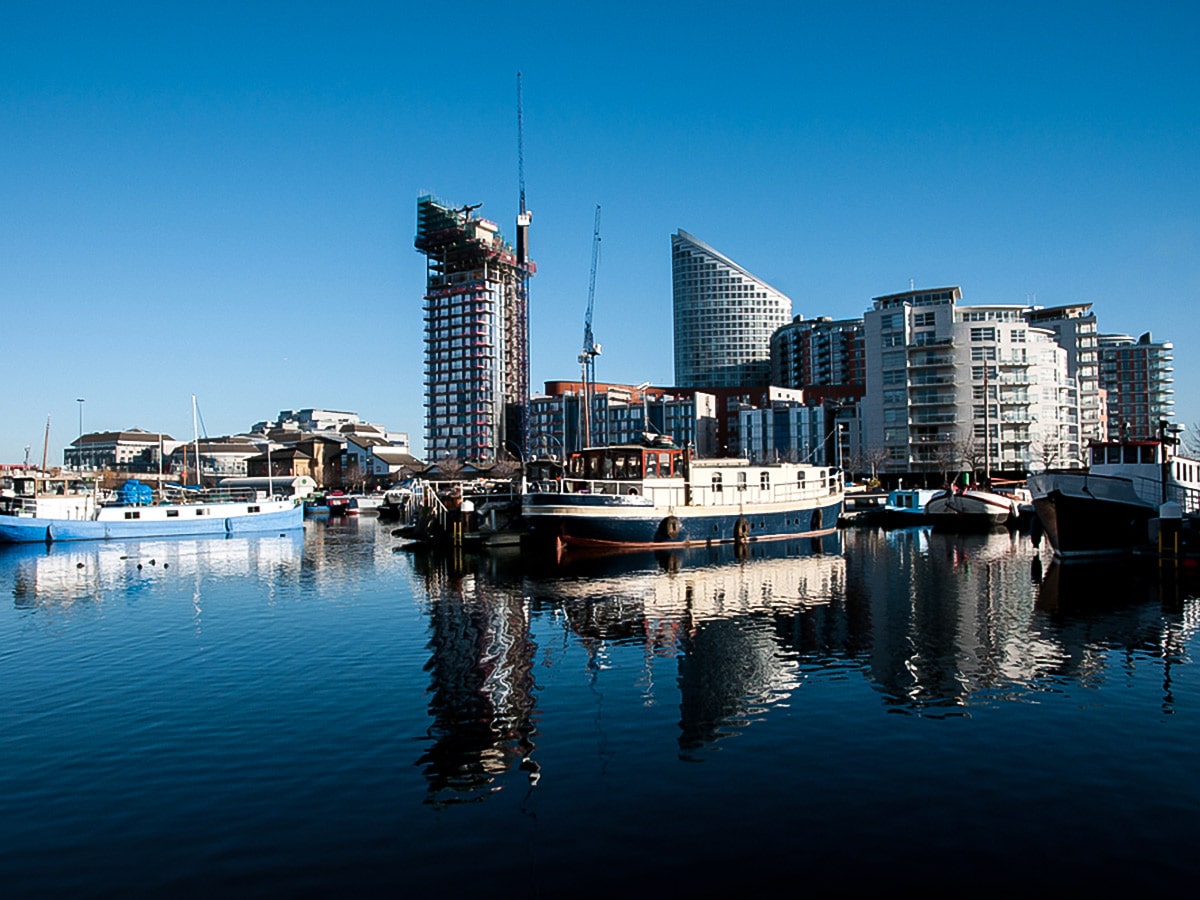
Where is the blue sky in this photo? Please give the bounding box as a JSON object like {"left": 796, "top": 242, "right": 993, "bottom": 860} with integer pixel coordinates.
{"left": 2, "top": 2, "right": 1198, "bottom": 464}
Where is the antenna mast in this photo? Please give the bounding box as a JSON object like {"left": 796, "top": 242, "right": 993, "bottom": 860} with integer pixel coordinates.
{"left": 513, "top": 71, "right": 533, "bottom": 455}
{"left": 517, "top": 72, "right": 527, "bottom": 217}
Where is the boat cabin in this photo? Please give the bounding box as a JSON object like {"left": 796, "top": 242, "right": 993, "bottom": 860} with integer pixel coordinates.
{"left": 1087, "top": 438, "right": 1200, "bottom": 512}
{"left": 1089, "top": 440, "right": 1163, "bottom": 468}
{"left": 565, "top": 440, "right": 685, "bottom": 483}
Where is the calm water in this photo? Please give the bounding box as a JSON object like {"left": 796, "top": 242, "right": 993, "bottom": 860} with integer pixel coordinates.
{"left": 2, "top": 518, "right": 1199, "bottom": 896}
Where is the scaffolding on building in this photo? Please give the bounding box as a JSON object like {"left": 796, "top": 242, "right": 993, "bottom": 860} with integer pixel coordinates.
{"left": 415, "top": 194, "right": 534, "bottom": 463}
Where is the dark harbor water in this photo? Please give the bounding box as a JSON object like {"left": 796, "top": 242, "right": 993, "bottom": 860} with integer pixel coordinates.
{"left": 2, "top": 518, "right": 1199, "bottom": 896}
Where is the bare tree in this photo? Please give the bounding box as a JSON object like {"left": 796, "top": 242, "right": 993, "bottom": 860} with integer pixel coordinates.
{"left": 1030, "top": 437, "right": 1064, "bottom": 472}
{"left": 1186, "top": 423, "right": 1200, "bottom": 457}
{"left": 863, "top": 445, "right": 888, "bottom": 485}
{"left": 434, "top": 455, "right": 464, "bottom": 481}
{"left": 956, "top": 431, "right": 987, "bottom": 485}
{"left": 934, "top": 439, "right": 961, "bottom": 488}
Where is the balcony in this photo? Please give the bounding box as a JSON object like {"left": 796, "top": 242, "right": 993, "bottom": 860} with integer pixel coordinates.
{"left": 910, "top": 413, "right": 958, "bottom": 425}
{"left": 909, "top": 374, "right": 956, "bottom": 386}
{"left": 908, "top": 355, "right": 956, "bottom": 368}
{"left": 909, "top": 393, "right": 957, "bottom": 406}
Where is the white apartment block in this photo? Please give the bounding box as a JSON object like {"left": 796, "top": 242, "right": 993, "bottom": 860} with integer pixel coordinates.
{"left": 863, "top": 287, "right": 1080, "bottom": 479}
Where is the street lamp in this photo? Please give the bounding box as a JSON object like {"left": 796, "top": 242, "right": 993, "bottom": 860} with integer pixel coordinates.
{"left": 76, "top": 398, "right": 85, "bottom": 470}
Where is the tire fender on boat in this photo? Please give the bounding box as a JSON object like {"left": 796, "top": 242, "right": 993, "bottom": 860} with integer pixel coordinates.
{"left": 734, "top": 516, "right": 750, "bottom": 542}
{"left": 661, "top": 515, "right": 681, "bottom": 540}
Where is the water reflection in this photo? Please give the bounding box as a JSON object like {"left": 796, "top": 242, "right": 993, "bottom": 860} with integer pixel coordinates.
{"left": 528, "top": 535, "right": 848, "bottom": 756}
{"left": 391, "top": 526, "right": 1200, "bottom": 794}
{"left": 408, "top": 549, "right": 539, "bottom": 806}
{"left": 1, "top": 532, "right": 304, "bottom": 611}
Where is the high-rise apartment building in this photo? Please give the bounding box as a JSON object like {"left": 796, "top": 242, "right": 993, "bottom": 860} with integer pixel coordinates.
{"left": 1099, "top": 331, "right": 1175, "bottom": 439}
{"left": 671, "top": 230, "right": 791, "bottom": 389}
{"left": 1023, "top": 304, "right": 1102, "bottom": 443}
{"left": 414, "top": 195, "right": 532, "bottom": 462}
{"left": 863, "top": 287, "right": 1079, "bottom": 478}
{"left": 770, "top": 315, "right": 865, "bottom": 390}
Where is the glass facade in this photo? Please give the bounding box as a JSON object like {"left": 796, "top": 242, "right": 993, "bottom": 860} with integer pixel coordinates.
{"left": 672, "top": 230, "right": 791, "bottom": 389}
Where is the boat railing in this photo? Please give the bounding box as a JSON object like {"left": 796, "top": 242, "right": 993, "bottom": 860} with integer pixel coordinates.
{"left": 158, "top": 486, "right": 260, "bottom": 505}
{"left": 545, "top": 471, "right": 844, "bottom": 507}
{"left": 553, "top": 478, "right": 649, "bottom": 497}
{"left": 1096, "top": 470, "right": 1200, "bottom": 515}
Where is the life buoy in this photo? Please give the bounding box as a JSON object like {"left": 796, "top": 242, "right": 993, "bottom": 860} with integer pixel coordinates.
{"left": 734, "top": 517, "right": 750, "bottom": 542}
{"left": 662, "top": 515, "right": 681, "bottom": 540}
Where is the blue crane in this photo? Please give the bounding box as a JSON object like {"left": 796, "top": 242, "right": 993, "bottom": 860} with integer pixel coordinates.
{"left": 579, "top": 204, "right": 602, "bottom": 447}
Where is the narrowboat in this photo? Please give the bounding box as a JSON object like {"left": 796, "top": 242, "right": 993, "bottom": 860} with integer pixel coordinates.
{"left": 521, "top": 437, "right": 844, "bottom": 551}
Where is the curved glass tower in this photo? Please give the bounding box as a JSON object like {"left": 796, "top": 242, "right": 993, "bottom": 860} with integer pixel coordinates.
{"left": 671, "top": 230, "right": 791, "bottom": 388}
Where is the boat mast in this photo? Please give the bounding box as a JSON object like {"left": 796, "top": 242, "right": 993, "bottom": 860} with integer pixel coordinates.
{"left": 983, "top": 364, "right": 991, "bottom": 483}
{"left": 41, "top": 413, "right": 50, "bottom": 471}
{"left": 192, "top": 394, "right": 201, "bottom": 489}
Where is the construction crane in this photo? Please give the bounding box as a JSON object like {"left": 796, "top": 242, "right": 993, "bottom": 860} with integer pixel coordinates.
{"left": 579, "top": 204, "right": 602, "bottom": 448}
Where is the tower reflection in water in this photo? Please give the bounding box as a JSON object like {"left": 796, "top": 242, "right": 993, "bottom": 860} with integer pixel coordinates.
{"left": 410, "top": 548, "right": 540, "bottom": 806}
{"left": 407, "top": 526, "right": 1200, "bottom": 801}
{"left": 412, "top": 534, "right": 847, "bottom": 798}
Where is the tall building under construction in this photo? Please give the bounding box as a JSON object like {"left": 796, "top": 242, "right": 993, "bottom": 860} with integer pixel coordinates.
{"left": 414, "top": 194, "right": 533, "bottom": 462}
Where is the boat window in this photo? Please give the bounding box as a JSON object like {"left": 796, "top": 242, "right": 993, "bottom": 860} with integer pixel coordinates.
{"left": 760, "top": 471, "right": 770, "bottom": 490}
{"left": 646, "top": 453, "right": 659, "bottom": 478}
{"left": 1141, "top": 446, "right": 1157, "bottom": 465}
{"left": 796, "top": 470, "right": 806, "bottom": 486}
{"left": 628, "top": 454, "right": 642, "bottom": 479}
{"left": 613, "top": 456, "right": 627, "bottom": 479}
{"left": 601, "top": 456, "right": 614, "bottom": 479}
{"left": 166, "top": 510, "right": 179, "bottom": 518}
{"left": 124, "top": 511, "right": 140, "bottom": 520}
{"left": 1124, "top": 446, "right": 1139, "bottom": 464}
{"left": 712, "top": 472, "right": 723, "bottom": 493}
{"left": 737, "top": 471, "right": 747, "bottom": 492}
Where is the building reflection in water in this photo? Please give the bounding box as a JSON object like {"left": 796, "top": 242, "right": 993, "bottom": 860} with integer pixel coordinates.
{"left": 409, "top": 549, "right": 539, "bottom": 806}
{"left": 3, "top": 532, "right": 304, "bottom": 616}
{"left": 526, "top": 534, "right": 850, "bottom": 758}
{"left": 400, "top": 526, "right": 1200, "bottom": 797}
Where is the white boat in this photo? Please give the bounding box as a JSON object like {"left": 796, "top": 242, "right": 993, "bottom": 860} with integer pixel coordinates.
{"left": 924, "top": 482, "right": 1018, "bottom": 530}
{"left": 0, "top": 473, "right": 303, "bottom": 544}
{"left": 1027, "top": 437, "right": 1200, "bottom": 558}
{"left": 522, "top": 436, "right": 844, "bottom": 552}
